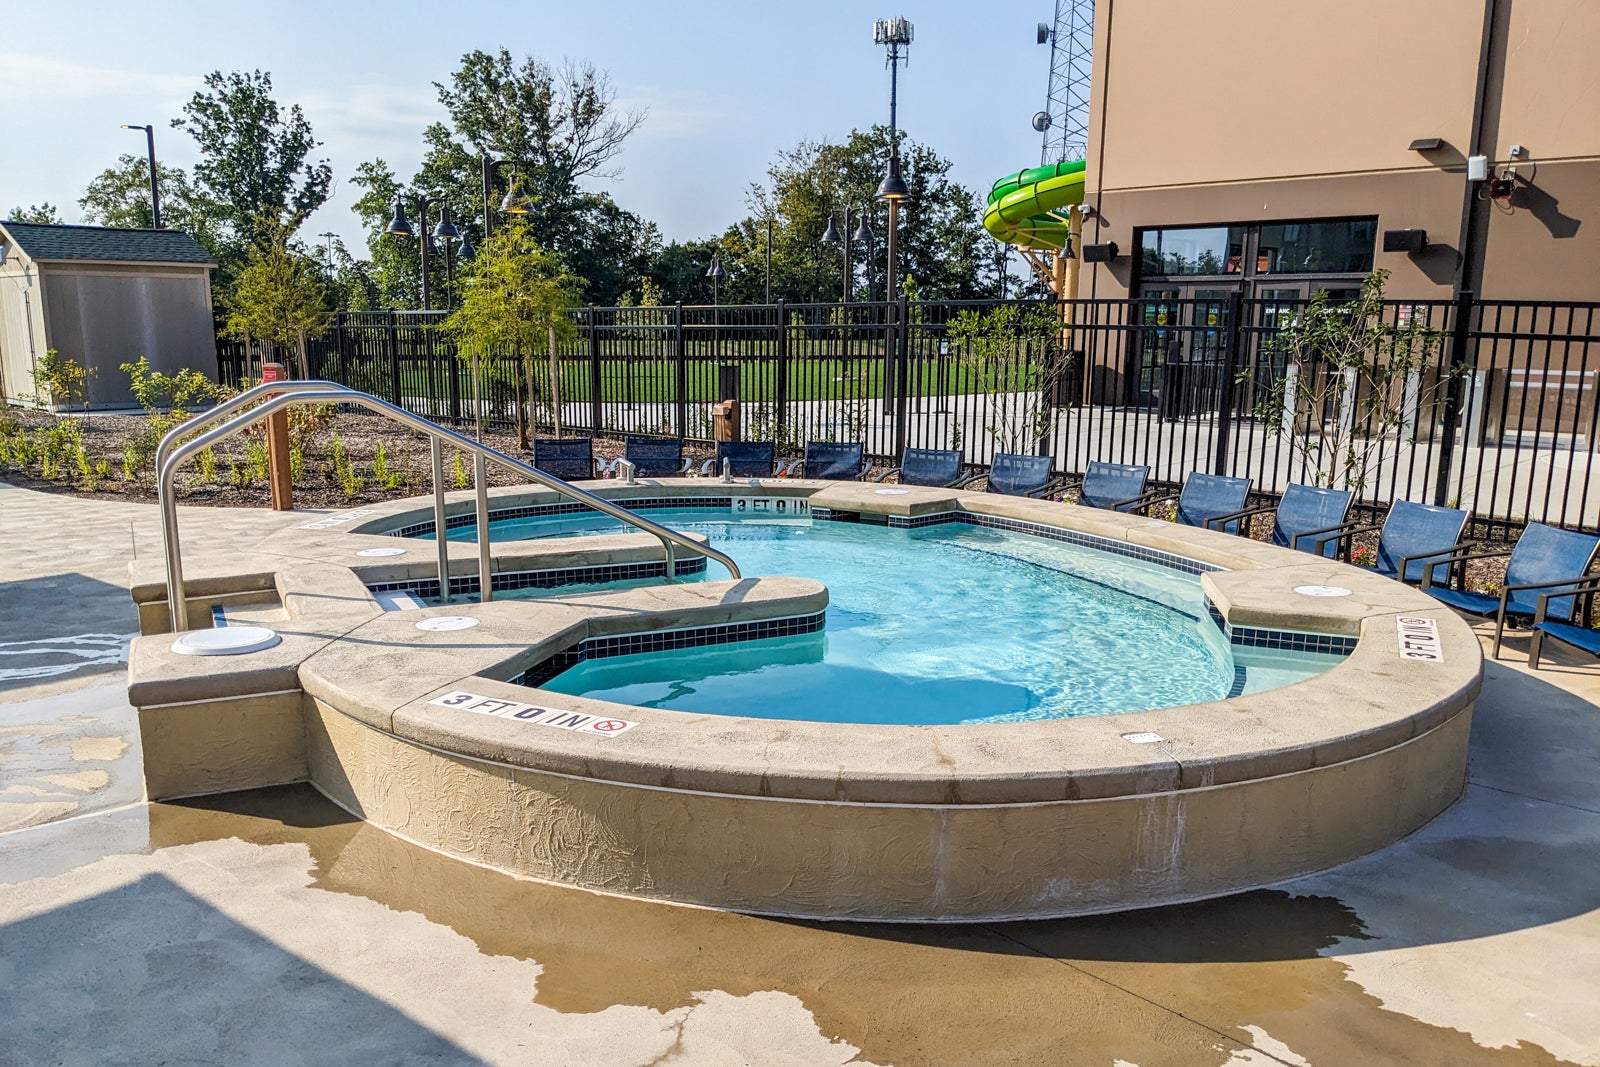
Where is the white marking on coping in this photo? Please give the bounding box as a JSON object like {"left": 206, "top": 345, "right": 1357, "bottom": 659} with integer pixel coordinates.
{"left": 1293, "top": 585, "right": 1352, "bottom": 598}
{"left": 1121, "top": 731, "right": 1166, "bottom": 744}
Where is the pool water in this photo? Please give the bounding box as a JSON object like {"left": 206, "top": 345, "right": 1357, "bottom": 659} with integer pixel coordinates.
{"left": 434, "top": 508, "right": 1342, "bottom": 725}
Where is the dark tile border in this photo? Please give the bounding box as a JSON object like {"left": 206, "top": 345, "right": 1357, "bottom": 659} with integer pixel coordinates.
{"left": 881, "top": 511, "right": 1223, "bottom": 577}
{"left": 367, "top": 555, "right": 708, "bottom": 599}
{"left": 392, "top": 497, "right": 735, "bottom": 539}
{"left": 518, "top": 611, "right": 827, "bottom": 688}
{"left": 1202, "top": 596, "right": 1358, "bottom": 655}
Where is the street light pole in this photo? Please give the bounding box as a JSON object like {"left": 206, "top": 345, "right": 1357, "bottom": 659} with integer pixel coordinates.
{"left": 120, "top": 124, "right": 161, "bottom": 228}
{"left": 873, "top": 18, "right": 913, "bottom": 303}
{"left": 318, "top": 232, "right": 337, "bottom": 272}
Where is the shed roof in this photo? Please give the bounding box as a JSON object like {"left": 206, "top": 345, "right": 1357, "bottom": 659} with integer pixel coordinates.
{"left": 0, "top": 221, "right": 216, "bottom": 266}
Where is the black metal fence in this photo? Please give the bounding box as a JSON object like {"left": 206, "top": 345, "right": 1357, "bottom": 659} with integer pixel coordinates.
{"left": 216, "top": 295, "right": 1600, "bottom": 536}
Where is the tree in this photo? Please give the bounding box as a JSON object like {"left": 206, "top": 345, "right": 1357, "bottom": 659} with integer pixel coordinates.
{"left": 1254, "top": 270, "right": 1458, "bottom": 494}
{"left": 78, "top": 154, "right": 223, "bottom": 246}
{"left": 173, "top": 70, "right": 333, "bottom": 253}
{"left": 224, "top": 217, "right": 332, "bottom": 379}
{"left": 441, "top": 221, "right": 579, "bottom": 447}
{"left": 707, "top": 127, "right": 996, "bottom": 305}
{"left": 949, "top": 304, "right": 1066, "bottom": 453}
{"left": 6, "top": 204, "right": 62, "bottom": 224}
{"left": 350, "top": 159, "right": 423, "bottom": 309}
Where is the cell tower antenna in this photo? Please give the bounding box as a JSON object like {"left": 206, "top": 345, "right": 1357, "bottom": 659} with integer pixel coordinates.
{"left": 1036, "top": 0, "right": 1094, "bottom": 165}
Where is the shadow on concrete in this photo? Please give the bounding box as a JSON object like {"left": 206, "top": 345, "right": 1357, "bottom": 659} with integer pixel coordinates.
{"left": 0, "top": 870, "right": 487, "bottom": 1065}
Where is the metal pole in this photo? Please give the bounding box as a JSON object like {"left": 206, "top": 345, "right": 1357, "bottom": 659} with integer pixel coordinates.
{"left": 431, "top": 438, "right": 449, "bottom": 602}
{"left": 418, "top": 198, "right": 432, "bottom": 311}
{"left": 765, "top": 216, "right": 773, "bottom": 304}
{"left": 886, "top": 199, "right": 899, "bottom": 303}
{"left": 481, "top": 154, "right": 494, "bottom": 241}
{"left": 1433, "top": 290, "right": 1477, "bottom": 506}
{"left": 842, "top": 205, "right": 852, "bottom": 304}
{"left": 143, "top": 126, "right": 161, "bottom": 228}
{"left": 474, "top": 451, "right": 492, "bottom": 603}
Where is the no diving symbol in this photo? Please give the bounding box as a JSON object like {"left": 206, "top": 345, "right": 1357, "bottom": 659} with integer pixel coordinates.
{"left": 591, "top": 719, "right": 630, "bottom": 733}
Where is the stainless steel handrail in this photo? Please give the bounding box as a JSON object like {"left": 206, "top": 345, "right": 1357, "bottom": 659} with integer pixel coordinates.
{"left": 157, "top": 382, "right": 741, "bottom": 632}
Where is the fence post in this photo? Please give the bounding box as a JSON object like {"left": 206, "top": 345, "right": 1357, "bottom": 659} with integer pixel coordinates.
{"left": 386, "top": 311, "right": 402, "bottom": 404}
{"left": 1433, "top": 290, "right": 1476, "bottom": 507}
{"left": 893, "top": 296, "right": 911, "bottom": 458}
{"left": 673, "top": 303, "right": 688, "bottom": 439}
{"left": 774, "top": 301, "right": 790, "bottom": 447}
{"left": 1211, "top": 291, "right": 1246, "bottom": 476}
{"left": 444, "top": 317, "right": 462, "bottom": 425}
{"left": 587, "top": 306, "right": 603, "bottom": 436}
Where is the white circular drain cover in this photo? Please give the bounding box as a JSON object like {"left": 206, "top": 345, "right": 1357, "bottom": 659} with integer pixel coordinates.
{"left": 1294, "top": 585, "right": 1352, "bottom": 598}
{"left": 356, "top": 547, "right": 407, "bottom": 557}
{"left": 874, "top": 488, "right": 910, "bottom": 495}
{"left": 172, "top": 626, "right": 282, "bottom": 657}
{"left": 416, "top": 615, "right": 480, "bottom": 632}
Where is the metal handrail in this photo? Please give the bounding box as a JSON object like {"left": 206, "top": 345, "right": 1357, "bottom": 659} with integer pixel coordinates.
{"left": 157, "top": 382, "right": 741, "bottom": 632}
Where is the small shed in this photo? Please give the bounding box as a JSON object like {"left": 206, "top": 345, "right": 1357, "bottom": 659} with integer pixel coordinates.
{"left": 0, "top": 221, "right": 217, "bottom": 410}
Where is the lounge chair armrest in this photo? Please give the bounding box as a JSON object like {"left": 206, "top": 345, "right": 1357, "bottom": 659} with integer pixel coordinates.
{"left": 872, "top": 468, "right": 901, "bottom": 483}
{"left": 1290, "top": 521, "right": 1359, "bottom": 551}
{"left": 678, "top": 457, "right": 695, "bottom": 475}
{"left": 698, "top": 458, "right": 716, "bottom": 475}
{"left": 1132, "top": 489, "right": 1177, "bottom": 516}
{"left": 1396, "top": 541, "right": 1471, "bottom": 586}
{"left": 1025, "top": 477, "right": 1066, "bottom": 499}
{"left": 1533, "top": 576, "right": 1600, "bottom": 624}
{"left": 1419, "top": 546, "right": 1513, "bottom": 589}
{"left": 953, "top": 471, "right": 985, "bottom": 488}
{"left": 1309, "top": 520, "right": 1379, "bottom": 557}
{"left": 1503, "top": 575, "right": 1599, "bottom": 595}
{"left": 1208, "top": 502, "right": 1274, "bottom": 536}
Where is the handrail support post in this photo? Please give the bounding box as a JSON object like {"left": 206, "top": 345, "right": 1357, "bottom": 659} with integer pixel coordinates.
{"left": 431, "top": 438, "right": 450, "bottom": 603}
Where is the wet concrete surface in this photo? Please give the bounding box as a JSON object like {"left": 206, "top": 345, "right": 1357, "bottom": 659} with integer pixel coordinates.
{"left": 2, "top": 482, "right": 1599, "bottom": 1065}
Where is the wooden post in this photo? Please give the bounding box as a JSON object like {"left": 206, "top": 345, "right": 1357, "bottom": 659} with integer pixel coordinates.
{"left": 261, "top": 362, "right": 293, "bottom": 511}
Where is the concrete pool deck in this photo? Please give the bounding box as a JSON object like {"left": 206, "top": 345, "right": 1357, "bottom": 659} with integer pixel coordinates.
{"left": 2, "top": 480, "right": 1599, "bottom": 1063}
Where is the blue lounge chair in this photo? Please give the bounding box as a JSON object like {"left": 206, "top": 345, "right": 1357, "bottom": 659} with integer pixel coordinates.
{"left": 708, "top": 440, "right": 776, "bottom": 478}
{"left": 1137, "top": 473, "right": 1253, "bottom": 533}
{"left": 1309, "top": 499, "right": 1471, "bottom": 583}
{"left": 792, "top": 441, "right": 865, "bottom": 480}
{"left": 623, "top": 437, "right": 689, "bottom": 478}
{"left": 532, "top": 438, "right": 598, "bottom": 481}
{"left": 1528, "top": 576, "right": 1600, "bottom": 668}
{"left": 1212, "top": 483, "right": 1353, "bottom": 557}
{"left": 1424, "top": 522, "right": 1600, "bottom": 658}
{"left": 987, "top": 453, "right": 1057, "bottom": 497}
{"left": 874, "top": 447, "right": 966, "bottom": 488}
{"left": 1077, "top": 461, "right": 1150, "bottom": 512}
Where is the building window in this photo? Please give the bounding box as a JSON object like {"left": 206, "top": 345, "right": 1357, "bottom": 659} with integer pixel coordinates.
{"left": 1140, "top": 226, "right": 1245, "bottom": 276}
{"left": 1138, "top": 217, "right": 1377, "bottom": 283}
{"left": 1256, "top": 219, "right": 1377, "bottom": 274}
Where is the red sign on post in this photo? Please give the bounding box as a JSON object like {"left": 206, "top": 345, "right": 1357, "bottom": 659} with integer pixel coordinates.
{"left": 261, "top": 362, "right": 284, "bottom": 384}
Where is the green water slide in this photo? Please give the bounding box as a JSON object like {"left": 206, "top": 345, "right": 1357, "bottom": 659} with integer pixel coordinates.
{"left": 983, "top": 159, "right": 1087, "bottom": 251}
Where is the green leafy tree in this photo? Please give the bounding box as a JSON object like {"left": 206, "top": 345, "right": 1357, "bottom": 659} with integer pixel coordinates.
{"left": 78, "top": 155, "right": 223, "bottom": 244}
{"left": 949, "top": 304, "right": 1066, "bottom": 452}
{"left": 1254, "top": 270, "right": 1457, "bottom": 493}
{"left": 224, "top": 217, "right": 332, "bottom": 378}
{"left": 6, "top": 204, "right": 63, "bottom": 224}
{"left": 706, "top": 127, "right": 996, "bottom": 305}
{"left": 173, "top": 70, "right": 333, "bottom": 257}
{"left": 441, "top": 221, "right": 579, "bottom": 448}
{"left": 351, "top": 48, "right": 647, "bottom": 308}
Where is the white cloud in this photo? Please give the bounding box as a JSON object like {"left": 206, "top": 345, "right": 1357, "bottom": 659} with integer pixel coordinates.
{"left": 297, "top": 83, "right": 444, "bottom": 149}
{"left": 0, "top": 52, "right": 194, "bottom": 103}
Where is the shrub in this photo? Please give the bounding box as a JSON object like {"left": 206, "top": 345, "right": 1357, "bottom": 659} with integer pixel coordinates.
{"left": 451, "top": 453, "right": 469, "bottom": 490}
{"left": 196, "top": 447, "right": 217, "bottom": 484}
{"left": 243, "top": 437, "right": 270, "bottom": 483}
{"left": 372, "top": 443, "right": 407, "bottom": 490}
{"left": 329, "top": 433, "right": 364, "bottom": 498}
{"left": 31, "top": 350, "right": 91, "bottom": 410}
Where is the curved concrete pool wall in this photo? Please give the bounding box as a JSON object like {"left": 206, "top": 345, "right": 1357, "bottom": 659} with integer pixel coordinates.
{"left": 126, "top": 478, "right": 1483, "bottom": 921}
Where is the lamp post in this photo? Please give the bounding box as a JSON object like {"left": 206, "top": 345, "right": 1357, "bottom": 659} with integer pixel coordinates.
{"left": 480, "top": 153, "right": 534, "bottom": 241}
{"left": 386, "top": 193, "right": 457, "bottom": 310}
{"left": 705, "top": 251, "right": 726, "bottom": 305}
{"left": 873, "top": 18, "right": 913, "bottom": 304}
{"left": 433, "top": 206, "right": 461, "bottom": 309}
{"left": 119, "top": 124, "right": 161, "bottom": 228}
{"left": 317, "top": 231, "right": 338, "bottom": 273}
{"left": 852, "top": 210, "right": 873, "bottom": 302}
{"left": 823, "top": 205, "right": 873, "bottom": 304}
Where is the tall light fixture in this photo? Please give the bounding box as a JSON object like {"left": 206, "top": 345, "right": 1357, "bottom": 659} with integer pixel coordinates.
{"left": 119, "top": 124, "right": 161, "bottom": 228}
{"left": 705, "top": 251, "right": 726, "bottom": 305}
{"left": 873, "top": 17, "right": 913, "bottom": 303}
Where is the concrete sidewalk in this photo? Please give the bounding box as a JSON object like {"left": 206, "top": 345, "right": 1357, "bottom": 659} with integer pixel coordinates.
{"left": 1, "top": 481, "right": 1597, "bottom": 1066}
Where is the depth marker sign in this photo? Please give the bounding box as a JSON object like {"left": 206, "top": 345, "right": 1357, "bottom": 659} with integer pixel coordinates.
{"left": 428, "top": 691, "right": 639, "bottom": 736}
{"left": 1395, "top": 616, "right": 1444, "bottom": 662}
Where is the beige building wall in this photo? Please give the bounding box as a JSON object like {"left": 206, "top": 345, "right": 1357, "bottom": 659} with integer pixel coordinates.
{"left": 1082, "top": 0, "right": 1599, "bottom": 303}
{"left": 0, "top": 255, "right": 49, "bottom": 405}
{"left": 40, "top": 263, "right": 217, "bottom": 408}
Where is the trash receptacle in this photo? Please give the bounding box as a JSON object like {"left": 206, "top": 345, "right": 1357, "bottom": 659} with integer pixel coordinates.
{"left": 712, "top": 399, "right": 741, "bottom": 442}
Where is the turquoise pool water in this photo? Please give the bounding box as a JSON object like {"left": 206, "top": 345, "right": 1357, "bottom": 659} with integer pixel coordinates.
{"left": 428, "top": 507, "right": 1342, "bottom": 725}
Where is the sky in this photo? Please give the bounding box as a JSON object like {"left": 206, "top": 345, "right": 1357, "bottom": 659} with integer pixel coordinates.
{"left": 0, "top": 0, "right": 1055, "bottom": 254}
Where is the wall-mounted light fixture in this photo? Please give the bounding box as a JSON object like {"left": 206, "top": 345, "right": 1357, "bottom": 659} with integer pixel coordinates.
{"left": 1382, "top": 229, "right": 1429, "bottom": 253}
{"left": 1081, "top": 241, "right": 1119, "bottom": 263}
